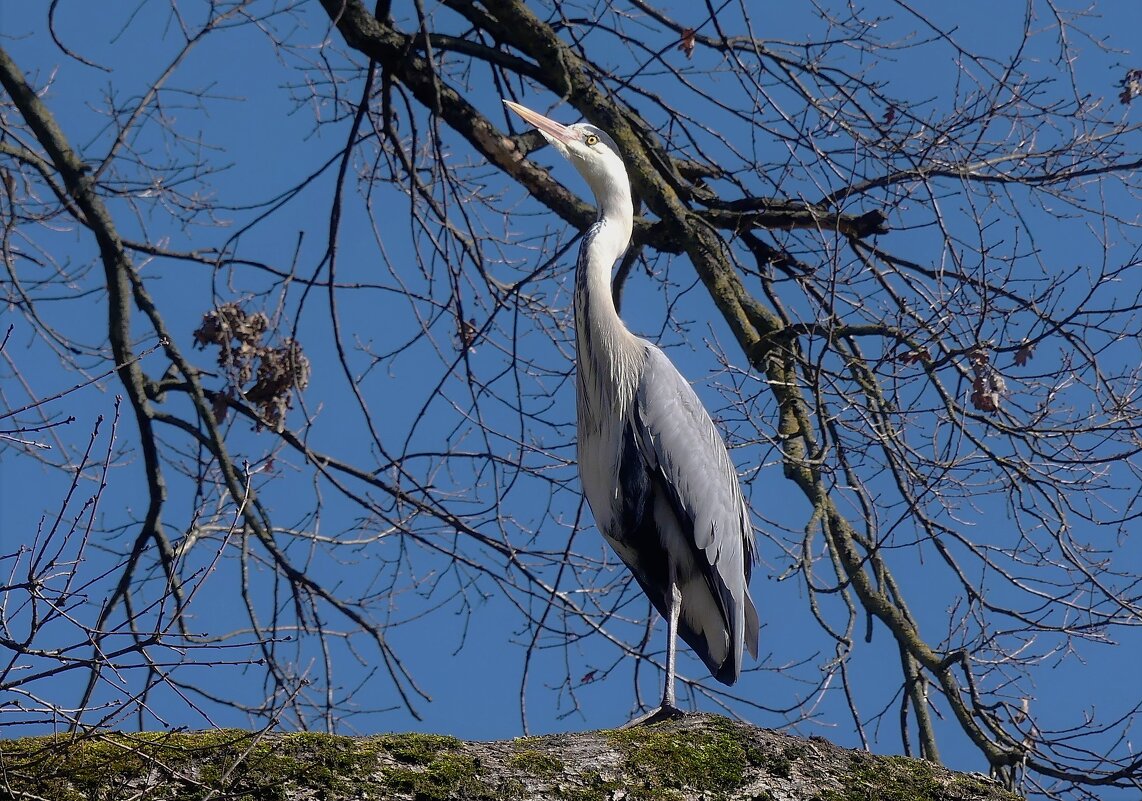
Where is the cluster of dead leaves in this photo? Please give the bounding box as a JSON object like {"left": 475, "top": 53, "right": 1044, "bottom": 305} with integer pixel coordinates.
{"left": 1120, "top": 68, "right": 1142, "bottom": 106}
{"left": 968, "top": 346, "right": 1007, "bottom": 413}
{"left": 193, "top": 303, "right": 310, "bottom": 431}
{"left": 894, "top": 341, "right": 1035, "bottom": 414}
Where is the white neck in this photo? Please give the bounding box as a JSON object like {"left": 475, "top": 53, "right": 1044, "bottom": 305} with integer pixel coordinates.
{"left": 577, "top": 162, "right": 634, "bottom": 332}
{"left": 574, "top": 179, "right": 640, "bottom": 417}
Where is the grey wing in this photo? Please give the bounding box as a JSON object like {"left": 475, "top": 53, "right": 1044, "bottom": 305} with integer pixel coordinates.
{"left": 630, "top": 345, "right": 759, "bottom": 681}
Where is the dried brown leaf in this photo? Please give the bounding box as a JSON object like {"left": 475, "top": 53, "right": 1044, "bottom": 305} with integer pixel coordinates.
{"left": 897, "top": 348, "right": 929, "bottom": 365}
{"left": 210, "top": 391, "right": 230, "bottom": 425}
{"left": 1119, "top": 68, "right": 1142, "bottom": 105}
{"left": 678, "top": 28, "right": 696, "bottom": 60}
{"left": 458, "top": 317, "right": 479, "bottom": 352}
{"left": 1014, "top": 343, "right": 1034, "bottom": 367}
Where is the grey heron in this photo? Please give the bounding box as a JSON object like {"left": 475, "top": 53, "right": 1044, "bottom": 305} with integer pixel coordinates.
{"left": 504, "top": 100, "right": 760, "bottom": 725}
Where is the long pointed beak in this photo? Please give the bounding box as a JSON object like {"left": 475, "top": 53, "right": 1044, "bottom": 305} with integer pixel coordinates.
{"left": 503, "top": 100, "right": 577, "bottom": 145}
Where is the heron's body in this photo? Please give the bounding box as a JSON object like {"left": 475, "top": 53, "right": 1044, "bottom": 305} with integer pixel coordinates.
{"left": 504, "top": 100, "right": 759, "bottom": 719}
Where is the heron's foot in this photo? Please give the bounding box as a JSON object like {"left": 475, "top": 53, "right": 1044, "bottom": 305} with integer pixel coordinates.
{"left": 620, "top": 704, "right": 686, "bottom": 728}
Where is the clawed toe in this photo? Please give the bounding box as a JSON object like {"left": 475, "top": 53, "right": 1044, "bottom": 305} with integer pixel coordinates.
{"left": 620, "top": 704, "right": 686, "bottom": 728}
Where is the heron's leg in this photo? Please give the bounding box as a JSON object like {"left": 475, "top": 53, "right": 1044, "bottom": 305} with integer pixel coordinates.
{"left": 622, "top": 575, "right": 685, "bottom": 728}
{"left": 661, "top": 578, "right": 682, "bottom": 709}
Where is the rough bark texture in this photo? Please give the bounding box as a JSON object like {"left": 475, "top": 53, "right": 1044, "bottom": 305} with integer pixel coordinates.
{"left": 2, "top": 714, "right": 1021, "bottom": 800}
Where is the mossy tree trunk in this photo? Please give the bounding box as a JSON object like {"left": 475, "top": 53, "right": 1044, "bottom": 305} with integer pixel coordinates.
{"left": 2, "top": 715, "right": 1022, "bottom": 801}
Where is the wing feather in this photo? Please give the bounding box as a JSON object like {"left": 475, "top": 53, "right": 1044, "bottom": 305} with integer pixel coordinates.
{"left": 626, "top": 345, "right": 759, "bottom": 682}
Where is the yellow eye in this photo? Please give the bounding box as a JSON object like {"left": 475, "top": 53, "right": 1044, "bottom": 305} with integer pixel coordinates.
{"left": 584, "top": 134, "right": 600, "bottom": 146}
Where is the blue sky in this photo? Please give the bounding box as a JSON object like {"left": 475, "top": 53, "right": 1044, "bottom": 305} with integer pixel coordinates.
{"left": 2, "top": 1, "right": 1140, "bottom": 795}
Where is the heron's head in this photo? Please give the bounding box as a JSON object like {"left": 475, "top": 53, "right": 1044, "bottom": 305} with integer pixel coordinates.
{"left": 503, "top": 100, "right": 630, "bottom": 208}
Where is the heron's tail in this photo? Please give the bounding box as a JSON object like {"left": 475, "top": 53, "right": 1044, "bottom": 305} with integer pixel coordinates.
{"left": 675, "top": 576, "right": 758, "bottom": 687}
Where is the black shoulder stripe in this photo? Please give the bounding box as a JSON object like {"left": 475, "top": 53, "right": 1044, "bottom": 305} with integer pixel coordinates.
{"left": 616, "top": 422, "right": 651, "bottom": 540}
